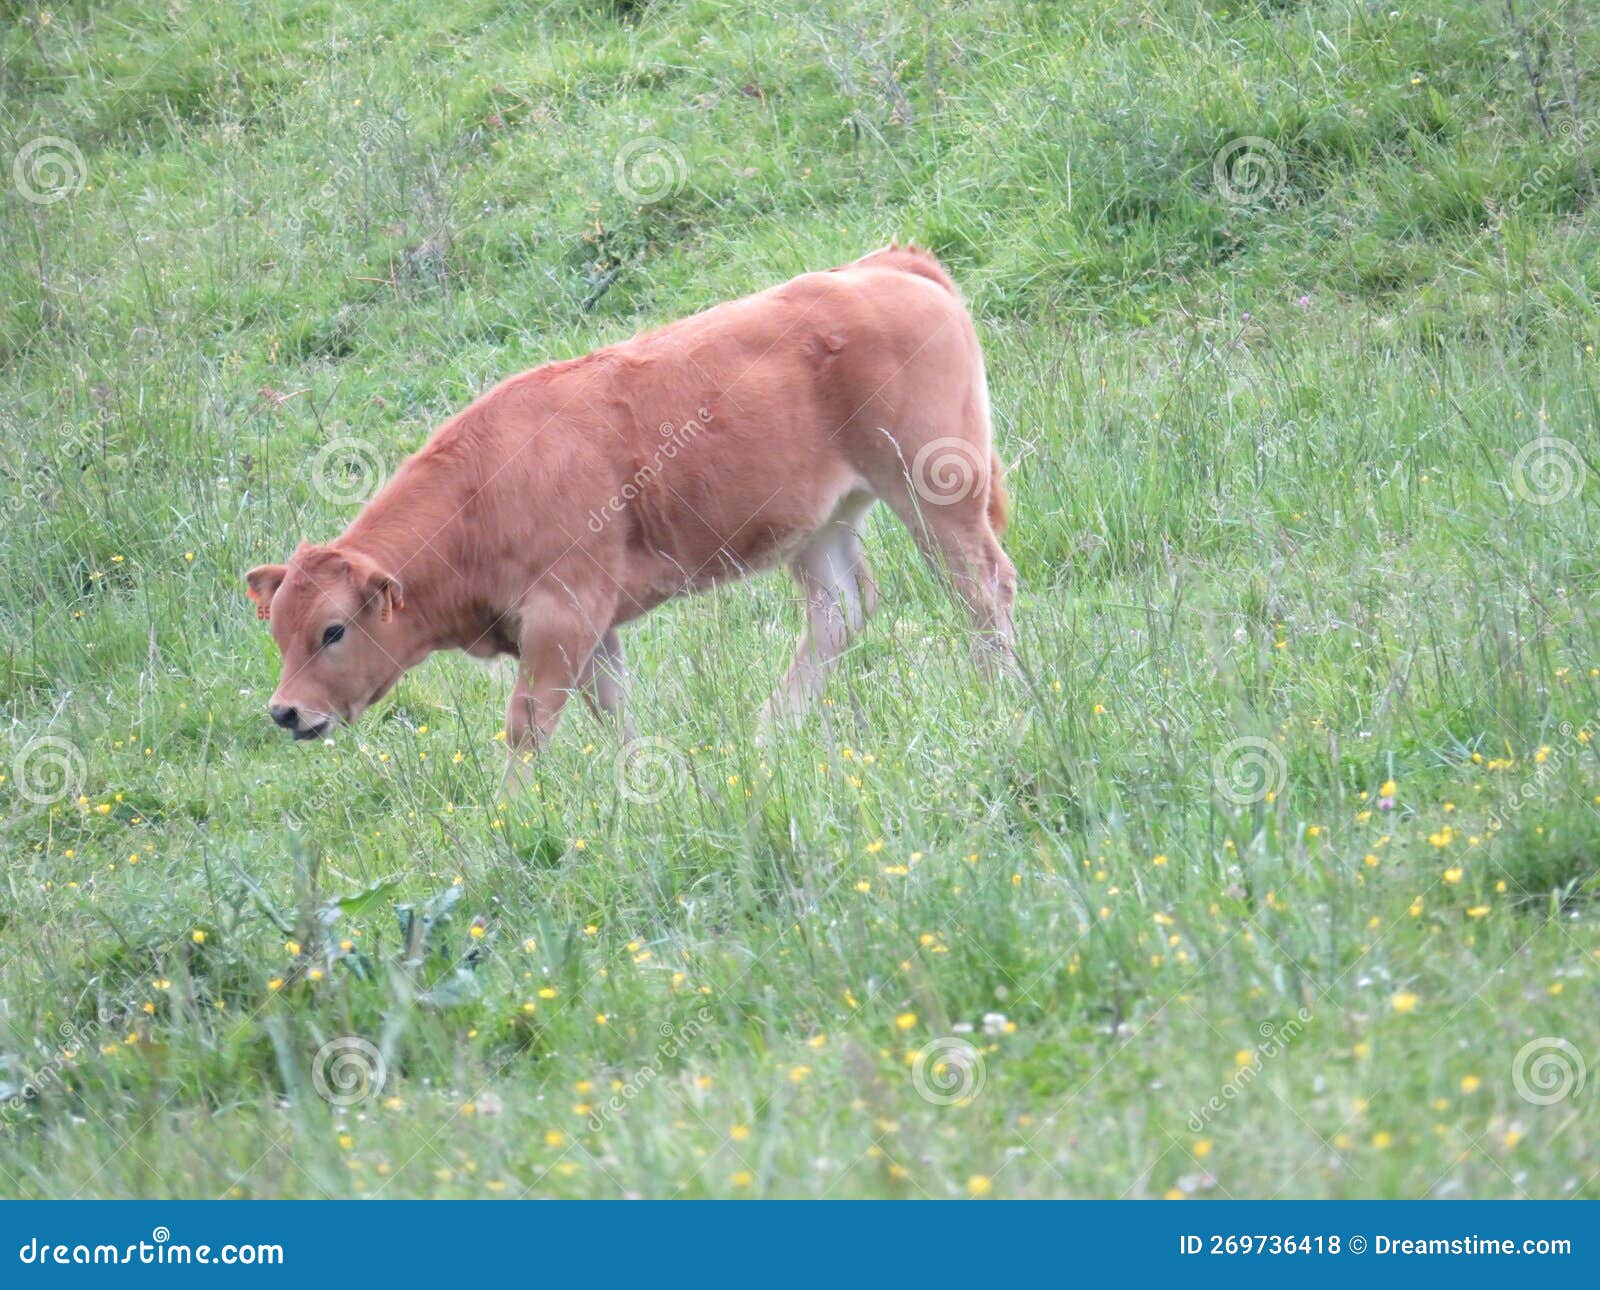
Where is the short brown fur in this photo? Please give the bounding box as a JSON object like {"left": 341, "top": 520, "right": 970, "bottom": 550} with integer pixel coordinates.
{"left": 246, "top": 247, "right": 1016, "bottom": 754}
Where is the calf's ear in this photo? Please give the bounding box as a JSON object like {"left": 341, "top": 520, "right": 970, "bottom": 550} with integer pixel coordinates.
{"left": 347, "top": 555, "right": 404, "bottom": 623}
{"left": 245, "top": 565, "right": 287, "bottom": 620}
{"left": 369, "top": 570, "right": 404, "bottom": 623}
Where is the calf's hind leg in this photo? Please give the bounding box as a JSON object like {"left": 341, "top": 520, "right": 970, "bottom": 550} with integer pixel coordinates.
{"left": 759, "top": 490, "right": 879, "bottom": 729}
{"left": 871, "top": 453, "right": 1016, "bottom": 670}
{"left": 577, "top": 627, "right": 637, "bottom": 742}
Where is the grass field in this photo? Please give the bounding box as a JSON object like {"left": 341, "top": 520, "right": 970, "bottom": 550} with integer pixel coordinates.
{"left": 2, "top": 0, "right": 1599, "bottom": 1199}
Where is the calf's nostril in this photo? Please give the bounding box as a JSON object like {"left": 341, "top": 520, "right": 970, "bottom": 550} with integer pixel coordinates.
{"left": 269, "top": 704, "right": 298, "bottom": 729}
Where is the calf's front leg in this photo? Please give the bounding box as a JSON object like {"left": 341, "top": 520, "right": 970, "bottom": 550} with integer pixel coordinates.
{"left": 502, "top": 599, "right": 612, "bottom": 789}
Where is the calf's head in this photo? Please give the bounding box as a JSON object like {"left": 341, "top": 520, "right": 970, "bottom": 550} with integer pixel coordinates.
{"left": 246, "top": 544, "right": 408, "bottom": 739}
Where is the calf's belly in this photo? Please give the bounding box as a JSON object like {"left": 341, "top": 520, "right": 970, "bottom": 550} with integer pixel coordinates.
{"left": 614, "top": 462, "right": 865, "bottom": 613}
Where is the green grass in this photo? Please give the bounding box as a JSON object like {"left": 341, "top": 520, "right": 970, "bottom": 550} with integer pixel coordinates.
{"left": 2, "top": 0, "right": 1599, "bottom": 1199}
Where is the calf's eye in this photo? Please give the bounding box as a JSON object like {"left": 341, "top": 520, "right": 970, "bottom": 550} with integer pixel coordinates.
{"left": 321, "top": 624, "right": 346, "bottom": 647}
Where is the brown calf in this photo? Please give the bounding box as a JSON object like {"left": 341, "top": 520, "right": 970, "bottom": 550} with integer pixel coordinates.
{"left": 245, "top": 246, "right": 1015, "bottom": 755}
